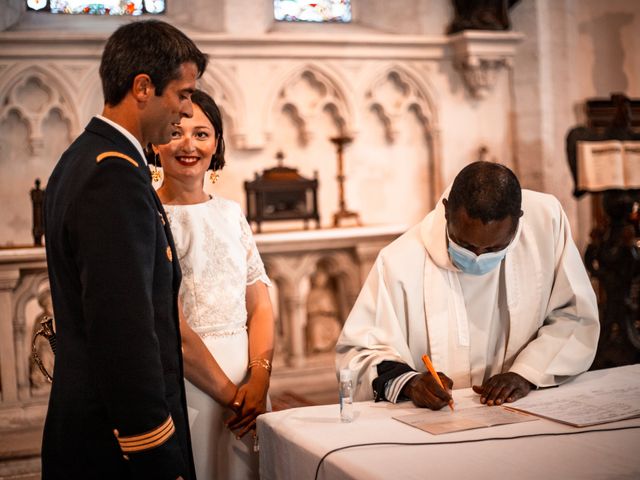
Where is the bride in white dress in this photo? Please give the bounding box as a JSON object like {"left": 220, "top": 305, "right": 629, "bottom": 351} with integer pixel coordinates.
{"left": 154, "top": 90, "right": 274, "bottom": 479}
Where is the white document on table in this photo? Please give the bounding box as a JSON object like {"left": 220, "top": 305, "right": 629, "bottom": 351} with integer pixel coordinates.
{"left": 506, "top": 366, "right": 640, "bottom": 427}
{"left": 393, "top": 406, "right": 537, "bottom": 435}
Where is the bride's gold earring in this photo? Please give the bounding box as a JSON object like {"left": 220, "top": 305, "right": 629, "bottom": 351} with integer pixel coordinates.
{"left": 210, "top": 170, "right": 220, "bottom": 184}
{"left": 151, "top": 153, "right": 162, "bottom": 183}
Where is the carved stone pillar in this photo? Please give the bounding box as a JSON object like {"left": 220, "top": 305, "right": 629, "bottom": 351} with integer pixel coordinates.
{"left": 0, "top": 248, "right": 48, "bottom": 408}
{"left": 0, "top": 269, "right": 20, "bottom": 403}
{"left": 14, "top": 317, "right": 28, "bottom": 401}
{"left": 13, "top": 273, "right": 50, "bottom": 401}
{"left": 262, "top": 253, "right": 317, "bottom": 368}
{"left": 284, "top": 292, "right": 307, "bottom": 369}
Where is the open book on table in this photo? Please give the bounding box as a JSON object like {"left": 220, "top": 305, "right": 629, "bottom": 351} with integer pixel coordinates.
{"left": 577, "top": 140, "right": 640, "bottom": 191}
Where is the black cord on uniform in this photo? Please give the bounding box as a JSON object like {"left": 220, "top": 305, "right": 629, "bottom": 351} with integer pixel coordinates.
{"left": 313, "top": 425, "right": 640, "bottom": 480}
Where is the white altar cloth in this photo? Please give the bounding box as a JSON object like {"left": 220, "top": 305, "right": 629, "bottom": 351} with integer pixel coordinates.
{"left": 257, "top": 366, "right": 640, "bottom": 480}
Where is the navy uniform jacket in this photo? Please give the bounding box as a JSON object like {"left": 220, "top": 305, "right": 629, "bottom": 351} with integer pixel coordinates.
{"left": 43, "top": 118, "right": 196, "bottom": 479}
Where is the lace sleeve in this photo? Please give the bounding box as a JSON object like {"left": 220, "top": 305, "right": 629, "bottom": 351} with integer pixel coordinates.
{"left": 239, "top": 213, "right": 272, "bottom": 287}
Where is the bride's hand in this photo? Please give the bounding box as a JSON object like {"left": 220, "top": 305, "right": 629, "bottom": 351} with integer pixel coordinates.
{"left": 225, "top": 367, "right": 269, "bottom": 438}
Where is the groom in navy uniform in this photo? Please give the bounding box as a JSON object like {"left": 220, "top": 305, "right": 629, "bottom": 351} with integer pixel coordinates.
{"left": 43, "top": 21, "right": 207, "bottom": 479}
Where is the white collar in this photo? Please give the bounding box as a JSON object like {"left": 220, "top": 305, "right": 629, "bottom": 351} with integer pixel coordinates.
{"left": 95, "top": 115, "right": 147, "bottom": 165}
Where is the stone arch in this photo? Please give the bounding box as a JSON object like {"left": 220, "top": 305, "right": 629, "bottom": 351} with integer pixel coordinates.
{"left": 76, "top": 63, "right": 104, "bottom": 127}
{"left": 263, "top": 62, "right": 355, "bottom": 146}
{"left": 198, "top": 67, "right": 247, "bottom": 150}
{"left": 364, "top": 64, "right": 443, "bottom": 205}
{"left": 0, "top": 64, "right": 79, "bottom": 156}
{"left": 365, "top": 65, "right": 438, "bottom": 143}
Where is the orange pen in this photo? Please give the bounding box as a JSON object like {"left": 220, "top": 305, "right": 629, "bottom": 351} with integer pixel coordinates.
{"left": 422, "top": 354, "right": 454, "bottom": 411}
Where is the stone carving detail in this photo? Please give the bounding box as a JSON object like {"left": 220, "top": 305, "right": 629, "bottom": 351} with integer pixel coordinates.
{"left": 262, "top": 254, "right": 318, "bottom": 368}
{"left": 306, "top": 264, "right": 341, "bottom": 354}
{"left": 11, "top": 271, "right": 50, "bottom": 401}
{"left": 449, "top": 31, "right": 522, "bottom": 100}
{"left": 262, "top": 248, "right": 361, "bottom": 368}
{"left": 457, "top": 56, "right": 508, "bottom": 100}
{"left": 365, "top": 67, "right": 435, "bottom": 143}
{"left": 363, "top": 66, "right": 442, "bottom": 206}
{"left": 0, "top": 68, "right": 76, "bottom": 156}
{"left": 304, "top": 253, "right": 360, "bottom": 355}
{"left": 270, "top": 65, "right": 353, "bottom": 146}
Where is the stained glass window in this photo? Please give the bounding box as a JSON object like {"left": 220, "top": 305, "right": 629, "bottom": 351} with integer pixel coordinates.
{"left": 274, "top": 0, "right": 352, "bottom": 23}
{"left": 26, "top": 0, "right": 165, "bottom": 15}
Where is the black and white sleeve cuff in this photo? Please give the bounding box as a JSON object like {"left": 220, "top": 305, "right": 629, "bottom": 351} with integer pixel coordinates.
{"left": 384, "top": 371, "right": 420, "bottom": 403}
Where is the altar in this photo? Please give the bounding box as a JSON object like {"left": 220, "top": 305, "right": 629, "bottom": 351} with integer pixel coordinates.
{"left": 257, "top": 366, "right": 640, "bottom": 480}
{"left": 0, "top": 224, "right": 405, "bottom": 428}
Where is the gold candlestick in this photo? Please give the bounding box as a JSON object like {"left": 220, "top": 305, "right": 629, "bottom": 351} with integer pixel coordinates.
{"left": 330, "top": 136, "right": 361, "bottom": 228}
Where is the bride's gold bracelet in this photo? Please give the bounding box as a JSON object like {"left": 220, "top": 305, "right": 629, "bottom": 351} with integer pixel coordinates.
{"left": 248, "top": 358, "right": 272, "bottom": 373}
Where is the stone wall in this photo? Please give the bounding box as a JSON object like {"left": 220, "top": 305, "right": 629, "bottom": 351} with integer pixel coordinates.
{"left": 511, "top": 0, "right": 640, "bottom": 250}
{"left": 0, "top": 1, "right": 519, "bottom": 247}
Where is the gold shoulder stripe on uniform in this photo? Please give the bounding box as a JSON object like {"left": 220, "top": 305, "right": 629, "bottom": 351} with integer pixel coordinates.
{"left": 96, "top": 151, "right": 139, "bottom": 168}
{"left": 114, "top": 415, "right": 175, "bottom": 453}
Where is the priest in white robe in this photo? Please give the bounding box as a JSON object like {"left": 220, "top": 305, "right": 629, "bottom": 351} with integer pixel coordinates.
{"left": 336, "top": 161, "right": 599, "bottom": 409}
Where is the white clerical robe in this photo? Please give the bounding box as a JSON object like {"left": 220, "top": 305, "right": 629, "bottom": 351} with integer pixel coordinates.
{"left": 459, "top": 264, "right": 507, "bottom": 388}
{"left": 336, "top": 189, "right": 600, "bottom": 401}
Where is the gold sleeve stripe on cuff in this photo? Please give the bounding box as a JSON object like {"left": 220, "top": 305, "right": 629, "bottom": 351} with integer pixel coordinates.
{"left": 117, "top": 415, "right": 174, "bottom": 448}
{"left": 96, "top": 151, "right": 139, "bottom": 168}
{"left": 120, "top": 423, "right": 175, "bottom": 453}
{"left": 117, "top": 415, "right": 173, "bottom": 445}
{"left": 118, "top": 418, "right": 174, "bottom": 447}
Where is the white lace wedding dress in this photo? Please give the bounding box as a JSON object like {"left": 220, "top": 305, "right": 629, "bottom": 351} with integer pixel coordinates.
{"left": 164, "top": 195, "right": 270, "bottom": 480}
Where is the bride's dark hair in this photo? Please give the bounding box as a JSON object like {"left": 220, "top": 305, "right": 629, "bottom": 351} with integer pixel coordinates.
{"left": 191, "top": 89, "right": 226, "bottom": 172}
{"left": 144, "top": 90, "right": 226, "bottom": 171}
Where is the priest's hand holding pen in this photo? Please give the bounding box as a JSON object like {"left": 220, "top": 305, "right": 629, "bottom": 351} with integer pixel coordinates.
{"left": 400, "top": 355, "right": 454, "bottom": 410}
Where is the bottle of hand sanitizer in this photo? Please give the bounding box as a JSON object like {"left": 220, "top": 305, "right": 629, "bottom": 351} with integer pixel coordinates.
{"left": 339, "top": 368, "right": 354, "bottom": 423}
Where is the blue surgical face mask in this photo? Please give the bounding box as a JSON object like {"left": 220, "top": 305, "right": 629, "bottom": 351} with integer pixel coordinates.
{"left": 447, "top": 234, "right": 509, "bottom": 276}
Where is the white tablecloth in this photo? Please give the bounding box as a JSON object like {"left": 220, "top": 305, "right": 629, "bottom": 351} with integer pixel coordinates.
{"left": 258, "top": 366, "right": 640, "bottom": 480}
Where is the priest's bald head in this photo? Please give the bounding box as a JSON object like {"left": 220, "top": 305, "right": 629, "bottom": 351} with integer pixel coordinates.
{"left": 443, "top": 161, "right": 524, "bottom": 274}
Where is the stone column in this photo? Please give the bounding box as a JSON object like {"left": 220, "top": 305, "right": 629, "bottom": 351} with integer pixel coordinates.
{"left": 284, "top": 291, "right": 307, "bottom": 369}
{"left": 0, "top": 269, "right": 20, "bottom": 403}
{"left": 262, "top": 253, "right": 316, "bottom": 369}
{"left": 14, "top": 311, "right": 29, "bottom": 401}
